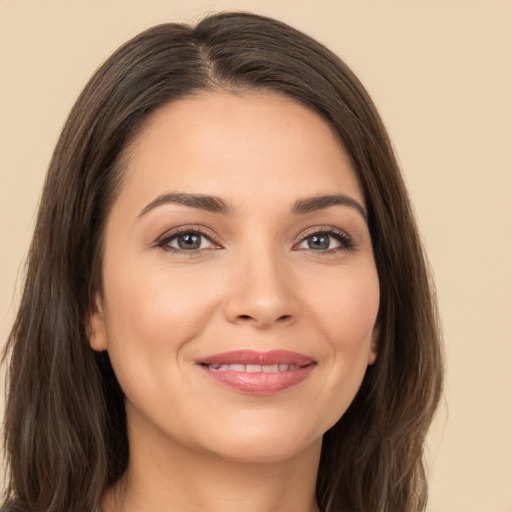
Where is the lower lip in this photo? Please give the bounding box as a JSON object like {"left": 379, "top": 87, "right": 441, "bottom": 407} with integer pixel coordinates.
{"left": 199, "top": 364, "right": 316, "bottom": 395}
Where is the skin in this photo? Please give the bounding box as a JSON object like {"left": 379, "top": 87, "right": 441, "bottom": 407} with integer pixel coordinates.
{"left": 90, "top": 91, "right": 380, "bottom": 512}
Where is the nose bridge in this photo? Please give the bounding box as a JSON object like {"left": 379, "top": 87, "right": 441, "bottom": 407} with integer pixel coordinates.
{"left": 223, "top": 237, "right": 298, "bottom": 328}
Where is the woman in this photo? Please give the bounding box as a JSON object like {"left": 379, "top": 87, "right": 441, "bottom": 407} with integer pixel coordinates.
{"left": 2, "top": 11, "right": 443, "bottom": 512}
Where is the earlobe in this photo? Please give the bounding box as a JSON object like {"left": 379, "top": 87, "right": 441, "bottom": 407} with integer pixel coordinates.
{"left": 88, "top": 293, "right": 108, "bottom": 351}
{"left": 368, "top": 325, "right": 379, "bottom": 365}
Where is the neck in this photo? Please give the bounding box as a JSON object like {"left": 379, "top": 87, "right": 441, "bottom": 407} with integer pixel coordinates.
{"left": 102, "top": 415, "right": 322, "bottom": 512}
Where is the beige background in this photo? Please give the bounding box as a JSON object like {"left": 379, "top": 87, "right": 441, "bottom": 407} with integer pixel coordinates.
{"left": 1, "top": 1, "right": 511, "bottom": 511}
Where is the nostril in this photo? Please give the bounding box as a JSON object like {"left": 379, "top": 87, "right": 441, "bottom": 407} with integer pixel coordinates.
{"left": 236, "top": 314, "right": 291, "bottom": 323}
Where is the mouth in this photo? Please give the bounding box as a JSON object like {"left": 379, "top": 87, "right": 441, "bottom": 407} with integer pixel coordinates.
{"left": 196, "top": 350, "right": 316, "bottom": 395}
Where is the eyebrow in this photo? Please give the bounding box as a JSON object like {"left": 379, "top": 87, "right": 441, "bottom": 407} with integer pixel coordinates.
{"left": 290, "top": 194, "right": 367, "bottom": 222}
{"left": 138, "top": 191, "right": 366, "bottom": 222}
{"left": 138, "top": 192, "right": 232, "bottom": 217}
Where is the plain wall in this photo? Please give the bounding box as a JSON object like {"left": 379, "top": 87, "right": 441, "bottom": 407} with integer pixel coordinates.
{"left": 1, "top": 1, "right": 511, "bottom": 511}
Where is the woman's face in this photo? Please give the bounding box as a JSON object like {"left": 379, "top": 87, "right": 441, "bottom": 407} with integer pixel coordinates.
{"left": 91, "top": 91, "right": 379, "bottom": 463}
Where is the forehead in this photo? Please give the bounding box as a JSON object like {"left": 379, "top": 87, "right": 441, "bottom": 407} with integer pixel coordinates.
{"left": 117, "top": 90, "right": 364, "bottom": 212}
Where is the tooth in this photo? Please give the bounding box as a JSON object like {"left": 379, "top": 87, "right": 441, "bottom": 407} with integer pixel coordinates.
{"left": 208, "top": 362, "right": 299, "bottom": 373}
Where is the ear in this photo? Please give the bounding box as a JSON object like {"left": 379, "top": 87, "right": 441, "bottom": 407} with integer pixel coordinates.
{"left": 88, "top": 293, "right": 108, "bottom": 351}
{"left": 367, "top": 324, "right": 379, "bottom": 365}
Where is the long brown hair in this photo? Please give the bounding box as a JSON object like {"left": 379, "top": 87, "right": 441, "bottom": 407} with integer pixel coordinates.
{"left": 2, "top": 12, "right": 443, "bottom": 512}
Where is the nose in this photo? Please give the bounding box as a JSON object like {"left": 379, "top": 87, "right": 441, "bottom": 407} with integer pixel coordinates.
{"left": 223, "top": 247, "right": 300, "bottom": 329}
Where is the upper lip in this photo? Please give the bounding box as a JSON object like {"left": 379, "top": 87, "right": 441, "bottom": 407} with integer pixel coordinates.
{"left": 197, "top": 350, "right": 315, "bottom": 367}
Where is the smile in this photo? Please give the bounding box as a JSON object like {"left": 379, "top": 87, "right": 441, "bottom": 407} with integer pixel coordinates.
{"left": 197, "top": 350, "right": 316, "bottom": 394}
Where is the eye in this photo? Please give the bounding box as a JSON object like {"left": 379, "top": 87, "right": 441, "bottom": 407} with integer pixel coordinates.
{"left": 156, "top": 228, "right": 220, "bottom": 253}
{"left": 295, "top": 228, "right": 353, "bottom": 252}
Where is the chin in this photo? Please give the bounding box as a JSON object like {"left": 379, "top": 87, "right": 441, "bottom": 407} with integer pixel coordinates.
{"left": 192, "top": 421, "right": 324, "bottom": 465}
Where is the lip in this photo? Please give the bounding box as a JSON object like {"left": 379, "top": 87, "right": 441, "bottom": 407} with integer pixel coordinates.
{"left": 196, "top": 350, "right": 316, "bottom": 395}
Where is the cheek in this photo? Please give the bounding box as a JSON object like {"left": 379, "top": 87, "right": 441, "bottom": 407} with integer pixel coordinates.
{"left": 304, "top": 264, "right": 379, "bottom": 424}
{"left": 310, "top": 264, "right": 380, "bottom": 351}
{"left": 100, "top": 260, "right": 225, "bottom": 424}
{"left": 101, "top": 258, "right": 221, "bottom": 367}
{"left": 101, "top": 257, "right": 245, "bottom": 404}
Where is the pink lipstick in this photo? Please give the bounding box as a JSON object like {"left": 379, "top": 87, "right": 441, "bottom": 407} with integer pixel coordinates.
{"left": 197, "top": 350, "right": 316, "bottom": 394}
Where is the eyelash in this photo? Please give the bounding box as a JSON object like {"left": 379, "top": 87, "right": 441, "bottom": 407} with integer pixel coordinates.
{"left": 155, "top": 226, "right": 354, "bottom": 255}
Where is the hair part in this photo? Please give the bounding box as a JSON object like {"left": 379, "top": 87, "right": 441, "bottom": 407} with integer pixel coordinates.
{"left": 2, "top": 12, "right": 443, "bottom": 512}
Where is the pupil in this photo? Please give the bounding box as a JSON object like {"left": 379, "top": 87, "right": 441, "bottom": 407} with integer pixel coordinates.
{"left": 178, "top": 233, "right": 200, "bottom": 250}
{"left": 308, "top": 235, "right": 329, "bottom": 250}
